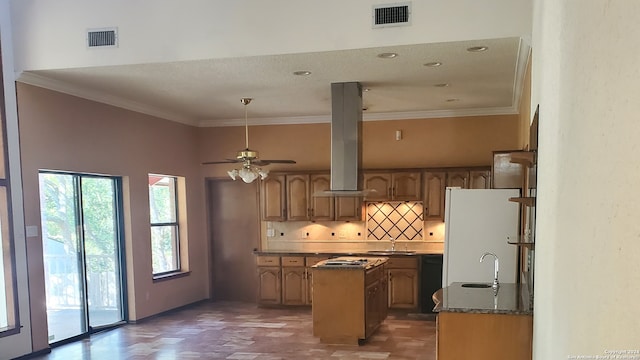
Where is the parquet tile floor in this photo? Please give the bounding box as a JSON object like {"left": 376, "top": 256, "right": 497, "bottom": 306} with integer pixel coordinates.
{"left": 30, "top": 301, "right": 436, "bottom": 360}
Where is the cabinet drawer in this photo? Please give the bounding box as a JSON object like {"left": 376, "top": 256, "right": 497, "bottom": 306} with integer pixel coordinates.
{"left": 256, "top": 256, "right": 281, "bottom": 266}
{"left": 386, "top": 257, "right": 418, "bottom": 269}
{"left": 281, "top": 256, "right": 305, "bottom": 267}
{"left": 305, "top": 256, "right": 330, "bottom": 267}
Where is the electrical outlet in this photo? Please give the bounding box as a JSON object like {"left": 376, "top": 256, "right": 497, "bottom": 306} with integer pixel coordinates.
{"left": 267, "top": 228, "right": 275, "bottom": 237}
{"left": 339, "top": 231, "right": 346, "bottom": 239}
{"left": 301, "top": 231, "right": 308, "bottom": 239}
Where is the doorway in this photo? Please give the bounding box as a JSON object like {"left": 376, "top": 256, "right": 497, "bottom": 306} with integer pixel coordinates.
{"left": 208, "top": 179, "right": 260, "bottom": 301}
{"left": 39, "top": 172, "right": 126, "bottom": 344}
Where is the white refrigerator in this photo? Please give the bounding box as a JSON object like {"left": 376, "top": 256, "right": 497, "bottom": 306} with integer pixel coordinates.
{"left": 442, "top": 188, "right": 520, "bottom": 286}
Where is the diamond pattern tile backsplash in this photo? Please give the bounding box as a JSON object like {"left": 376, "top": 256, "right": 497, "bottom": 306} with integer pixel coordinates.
{"left": 366, "top": 201, "right": 424, "bottom": 240}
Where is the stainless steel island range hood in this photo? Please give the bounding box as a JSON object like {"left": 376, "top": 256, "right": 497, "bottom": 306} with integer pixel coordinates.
{"left": 315, "top": 82, "right": 372, "bottom": 197}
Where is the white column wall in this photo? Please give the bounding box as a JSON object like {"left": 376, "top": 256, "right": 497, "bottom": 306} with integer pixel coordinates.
{"left": 533, "top": 0, "right": 640, "bottom": 358}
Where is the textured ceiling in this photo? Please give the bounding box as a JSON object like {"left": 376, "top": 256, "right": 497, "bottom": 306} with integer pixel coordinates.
{"left": 21, "top": 37, "right": 528, "bottom": 127}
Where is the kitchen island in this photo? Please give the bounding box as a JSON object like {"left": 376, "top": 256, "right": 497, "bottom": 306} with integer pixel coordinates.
{"left": 433, "top": 282, "right": 533, "bottom": 360}
{"left": 311, "top": 257, "right": 388, "bottom": 345}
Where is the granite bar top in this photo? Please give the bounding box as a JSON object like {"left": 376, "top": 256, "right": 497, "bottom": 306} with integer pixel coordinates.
{"left": 253, "top": 250, "right": 443, "bottom": 256}
{"left": 432, "top": 282, "right": 533, "bottom": 315}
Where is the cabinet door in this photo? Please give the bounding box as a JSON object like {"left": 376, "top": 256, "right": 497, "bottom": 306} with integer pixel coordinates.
{"left": 309, "top": 174, "right": 334, "bottom": 220}
{"left": 261, "top": 175, "right": 286, "bottom": 221}
{"left": 470, "top": 170, "right": 491, "bottom": 189}
{"left": 258, "top": 267, "right": 281, "bottom": 305}
{"left": 335, "top": 196, "right": 363, "bottom": 221}
{"left": 365, "top": 281, "right": 380, "bottom": 338}
{"left": 363, "top": 173, "right": 392, "bottom": 201}
{"left": 392, "top": 172, "right": 421, "bottom": 200}
{"left": 388, "top": 269, "right": 419, "bottom": 309}
{"left": 424, "top": 171, "right": 446, "bottom": 221}
{"left": 446, "top": 171, "right": 470, "bottom": 189}
{"left": 286, "top": 175, "right": 309, "bottom": 220}
{"left": 282, "top": 267, "right": 306, "bottom": 305}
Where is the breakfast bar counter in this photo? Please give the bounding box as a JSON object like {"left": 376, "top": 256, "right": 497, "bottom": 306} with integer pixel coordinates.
{"left": 432, "top": 282, "right": 532, "bottom": 315}
{"left": 433, "top": 283, "right": 533, "bottom": 360}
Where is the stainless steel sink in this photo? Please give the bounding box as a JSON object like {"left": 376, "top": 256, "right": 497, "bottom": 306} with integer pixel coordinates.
{"left": 366, "top": 250, "right": 416, "bottom": 255}
{"left": 461, "top": 283, "right": 492, "bottom": 288}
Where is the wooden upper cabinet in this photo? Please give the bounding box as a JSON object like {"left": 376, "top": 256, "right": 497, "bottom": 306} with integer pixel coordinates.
{"left": 446, "top": 171, "right": 470, "bottom": 189}
{"left": 363, "top": 172, "right": 421, "bottom": 201}
{"left": 392, "top": 172, "right": 421, "bottom": 200}
{"left": 363, "top": 173, "right": 392, "bottom": 201}
{"left": 335, "top": 196, "right": 363, "bottom": 221}
{"left": 424, "top": 171, "right": 446, "bottom": 220}
{"left": 261, "top": 175, "right": 286, "bottom": 221}
{"left": 469, "top": 170, "right": 492, "bottom": 189}
{"left": 286, "top": 175, "right": 310, "bottom": 220}
{"left": 309, "top": 174, "right": 334, "bottom": 220}
{"left": 286, "top": 173, "right": 334, "bottom": 221}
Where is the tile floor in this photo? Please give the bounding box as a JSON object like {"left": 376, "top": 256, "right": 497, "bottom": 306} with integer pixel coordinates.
{"left": 30, "top": 301, "right": 436, "bottom": 360}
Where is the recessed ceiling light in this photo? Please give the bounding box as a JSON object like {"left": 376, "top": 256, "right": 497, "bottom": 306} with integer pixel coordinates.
{"left": 377, "top": 52, "right": 398, "bottom": 59}
{"left": 424, "top": 61, "right": 442, "bottom": 67}
{"left": 446, "top": 98, "right": 460, "bottom": 102}
{"left": 293, "top": 70, "right": 311, "bottom": 76}
{"left": 467, "top": 46, "right": 488, "bottom": 52}
{"left": 434, "top": 83, "right": 450, "bottom": 88}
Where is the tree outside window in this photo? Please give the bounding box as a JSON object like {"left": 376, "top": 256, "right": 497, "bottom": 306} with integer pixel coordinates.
{"left": 149, "top": 175, "right": 180, "bottom": 275}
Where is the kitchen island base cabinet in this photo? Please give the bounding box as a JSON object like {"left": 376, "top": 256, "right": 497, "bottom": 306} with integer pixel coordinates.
{"left": 312, "top": 262, "right": 387, "bottom": 345}
{"left": 437, "top": 312, "right": 533, "bottom": 360}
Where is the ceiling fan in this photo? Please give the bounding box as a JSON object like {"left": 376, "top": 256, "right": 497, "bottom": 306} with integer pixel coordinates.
{"left": 202, "top": 98, "right": 296, "bottom": 183}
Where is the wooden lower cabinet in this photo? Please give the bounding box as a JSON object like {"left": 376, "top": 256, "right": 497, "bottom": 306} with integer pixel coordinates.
{"left": 312, "top": 263, "right": 387, "bottom": 344}
{"left": 388, "top": 268, "right": 419, "bottom": 309}
{"left": 386, "top": 257, "right": 419, "bottom": 309}
{"left": 437, "top": 312, "right": 533, "bottom": 360}
{"left": 257, "top": 267, "right": 281, "bottom": 305}
{"left": 281, "top": 267, "right": 306, "bottom": 305}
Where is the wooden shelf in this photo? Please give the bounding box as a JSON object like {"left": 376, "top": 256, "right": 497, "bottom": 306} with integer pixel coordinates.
{"left": 508, "top": 151, "right": 536, "bottom": 166}
{"left": 509, "top": 197, "right": 536, "bottom": 207}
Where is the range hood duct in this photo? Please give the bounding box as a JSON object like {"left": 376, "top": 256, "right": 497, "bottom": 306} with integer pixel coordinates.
{"left": 315, "top": 82, "right": 372, "bottom": 197}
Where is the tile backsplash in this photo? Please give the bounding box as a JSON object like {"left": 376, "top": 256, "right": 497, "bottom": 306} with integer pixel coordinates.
{"left": 366, "top": 201, "right": 423, "bottom": 240}
{"left": 261, "top": 201, "right": 444, "bottom": 253}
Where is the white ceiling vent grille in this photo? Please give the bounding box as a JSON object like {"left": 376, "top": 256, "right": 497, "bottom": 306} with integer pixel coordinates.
{"left": 87, "top": 28, "right": 118, "bottom": 48}
{"left": 372, "top": 2, "right": 411, "bottom": 28}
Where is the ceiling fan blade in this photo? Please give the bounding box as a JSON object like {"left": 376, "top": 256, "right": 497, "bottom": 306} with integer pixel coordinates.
{"left": 253, "top": 159, "right": 297, "bottom": 165}
{"left": 201, "top": 159, "right": 242, "bottom": 165}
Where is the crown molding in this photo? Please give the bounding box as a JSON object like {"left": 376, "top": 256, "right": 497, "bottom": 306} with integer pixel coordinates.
{"left": 512, "top": 38, "right": 532, "bottom": 113}
{"left": 17, "top": 71, "right": 520, "bottom": 129}
{"left": 17, "top": 72, "right": 198, "bottom": 126}
{"left": 197, "top": 106, "right": 519, "bottom": 127}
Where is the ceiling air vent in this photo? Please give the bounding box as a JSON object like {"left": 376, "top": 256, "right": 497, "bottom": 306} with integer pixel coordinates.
{"left": 372, "top": 2, "right": 411, "bottom": 28}
{"left": 87, "top": 28, "right": 118, "bottom": 48}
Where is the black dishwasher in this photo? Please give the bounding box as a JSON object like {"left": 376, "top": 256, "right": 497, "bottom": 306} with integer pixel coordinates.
{"left": 420, "top": 254, "right": 443, "bottom": 313}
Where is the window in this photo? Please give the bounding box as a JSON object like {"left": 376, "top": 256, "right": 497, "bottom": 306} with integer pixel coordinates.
{"left": 149, "top": 175, "right": 180, "bottom": 275}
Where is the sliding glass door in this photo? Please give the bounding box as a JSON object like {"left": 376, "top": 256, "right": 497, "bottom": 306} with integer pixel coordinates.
{"left": 39, "top": 172, "right": 126, "bottom": 343}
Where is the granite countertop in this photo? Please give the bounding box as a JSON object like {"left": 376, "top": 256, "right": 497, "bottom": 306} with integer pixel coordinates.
{"left": 253, "top": 250, "right": 443, "bottom": 256}
{"left": 311, "top": 256, "right": 388, "bottom": 270}
{"left": 432, "top": 282, "right": 533, "bottom": 315}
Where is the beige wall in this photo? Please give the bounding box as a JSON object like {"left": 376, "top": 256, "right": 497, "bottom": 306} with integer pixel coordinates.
{"left": 199, "top": 114, "right": 522, "bottom": 178}
{"left": 17, "top": 84, "right": 209, "bottom": 351}
{"left": 533, "top": 0, "right": 640, "bottom": 357}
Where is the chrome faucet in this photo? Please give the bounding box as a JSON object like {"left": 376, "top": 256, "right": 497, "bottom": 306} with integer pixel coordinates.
{"left": 390, "top": 237, "right": 396, "bottom": 251}
{"left": 480, "top": 252, "right": 500, "bottom": 291}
